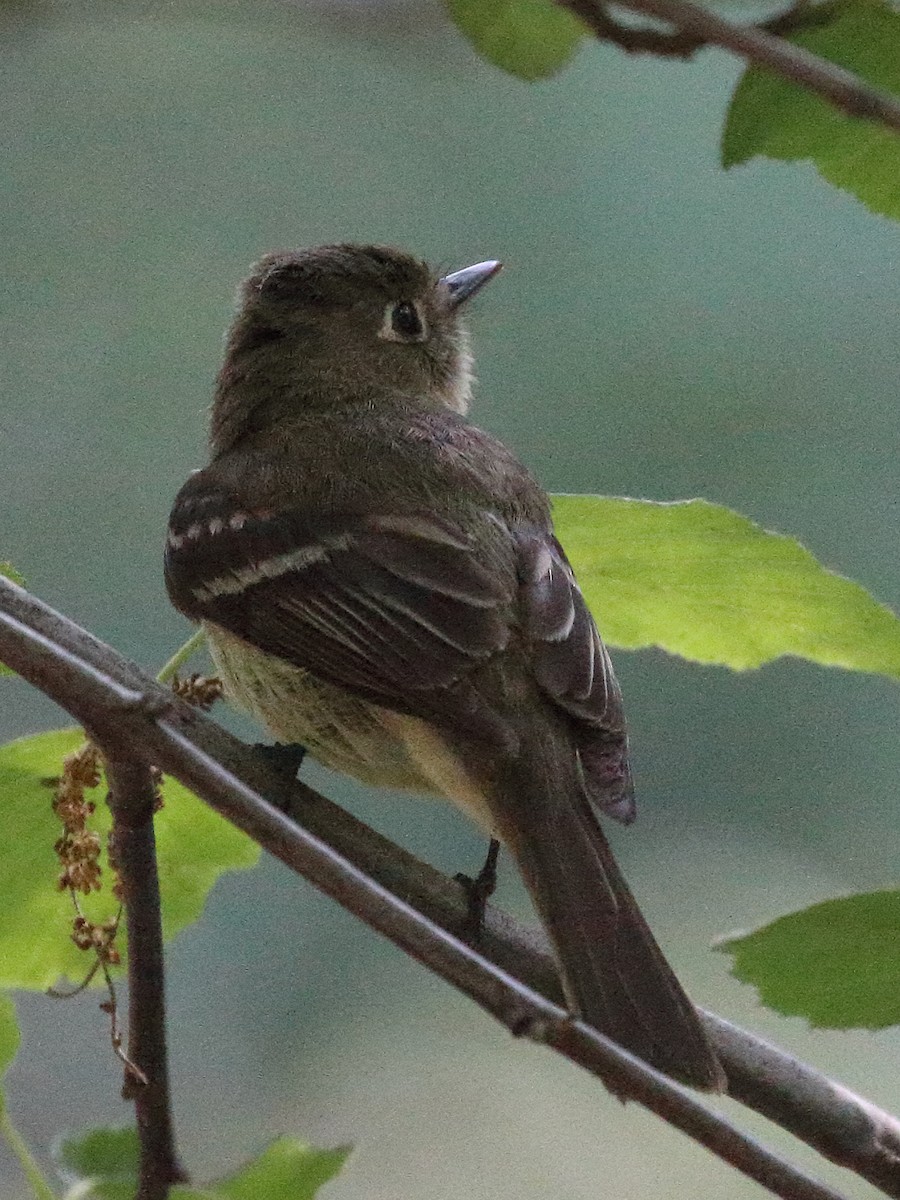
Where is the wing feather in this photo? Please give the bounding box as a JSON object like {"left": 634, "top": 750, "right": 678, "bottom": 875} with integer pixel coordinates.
{"left": 515, "top": 530, "right": 634, "bottom": 822}
{"left": 166, "top": 502, "right": 514, "bottom": 712}
{"left": 165, "top": 489, "right": 634, "bottom": 817}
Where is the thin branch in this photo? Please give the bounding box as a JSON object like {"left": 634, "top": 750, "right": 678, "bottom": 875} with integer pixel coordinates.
{"left": 96, "top": 931, "right": 146, "bottom": 1085}
{"left": 104, "top": 754, "right": 188, "bottom": 1199}
{"left": 559, "top": 0, "right": 900, "bottom": 133}
{"left": 708, "top": 1017, "right": 900, "bottom": 1195}
{"left": 0, "top": 592, "right": 849, "bottom": 1200}
{"left": 1, "top": 579, "right": 898, "bottom": 1196}
{"left": 560, "top": 0, "right": 832, "bottom": 58}
{"left": 155, "top": 628, "right": 206, "bottom": 686}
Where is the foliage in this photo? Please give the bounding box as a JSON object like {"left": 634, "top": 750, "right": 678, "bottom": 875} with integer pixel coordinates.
{"left": 56, "top": 1128, "right": 349, "bottom": 1200}
{"left": 3, "top": 491, "right": 900, "bottom": 1194}
{"left": 554, "top": 496, "right": 900, "bottom": 676}
{"left": 724, "top": 0, "right": 900, "bottom": 219}
{"left": 0, "top": 993, "right": 18, "bottom": 1115}
{"left": 4, "top": 0, "right": 900, "bottom": 1192}
{"left": 0, "top": 727, "right": 258, "bottom": 991}
{"left": 442, "top": 0, "right": 900, "bottom": 1060}
{"left": 446, "top": 0, "right": 900, "bottom": 220}
{"left": 56, "top": 1127, "right": 139, "bottom": 1200}
{"left": 445, "top": 0, "right": 585, "bottom": 80}
{"left": 719, "top": 890, "right": 900, "bottom": 1028}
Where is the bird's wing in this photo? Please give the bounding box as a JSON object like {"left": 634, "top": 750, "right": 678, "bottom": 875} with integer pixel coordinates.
{"left": 516, "top": 530, "right": 634, "bottom": 821}
{"left": 166, "top": 481, "right": 633, "bottom": 811}
{"left": 165, "top": 486, "right": 517, "bottom": 740}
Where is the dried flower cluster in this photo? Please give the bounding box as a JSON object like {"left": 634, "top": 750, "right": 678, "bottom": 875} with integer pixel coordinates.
{"left": 51, "top": 740, "right": 123, "bottom": 967}
{"left": 71, "top": 912, "right": 121, "bottom": 966}
{"left": 48, "top": 672, "right": 221, "bottom": 978}
{"left": 53, "top": 742, "right": 103, "bottom": 894}
{"left": 171, "top": 672, "right": 223, "bottom": 710}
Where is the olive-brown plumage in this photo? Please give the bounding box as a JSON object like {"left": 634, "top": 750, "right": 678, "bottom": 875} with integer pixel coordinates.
{"left": 165, "top": 244, "right": 724, "bottom": 1091}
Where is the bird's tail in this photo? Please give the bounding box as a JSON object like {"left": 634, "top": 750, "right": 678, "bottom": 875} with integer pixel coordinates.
{"left": 485, "top": 719, "right": 724, "bottom": 1092}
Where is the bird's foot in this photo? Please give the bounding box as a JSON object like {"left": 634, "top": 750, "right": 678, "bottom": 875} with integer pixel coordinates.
{"left": 253, "top": 741, "right": 307, "bottom": 782}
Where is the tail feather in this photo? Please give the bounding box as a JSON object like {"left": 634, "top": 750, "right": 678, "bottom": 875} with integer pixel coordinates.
{"left": 488, "top": 722, "right": 724, "bottom": 1092}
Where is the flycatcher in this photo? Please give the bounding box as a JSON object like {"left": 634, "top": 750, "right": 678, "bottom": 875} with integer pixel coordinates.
{"left": 165, "top": 244, "right": 723, "bottom": 1091}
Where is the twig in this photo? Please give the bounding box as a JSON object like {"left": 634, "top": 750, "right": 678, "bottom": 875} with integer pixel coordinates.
{"left": 156, "top": 628, "right": 206, "bottom": 685}
{"left": 0, "top": 604, "right": 849, "bottom": 1200}
{"left": 560, "top": 0, "right": 831, "bottom": 58}
{"left": 47, "top": 954, "right": 102, "bottom": 998}
{"left": 559, "top": 0, "right": 900, "bottom": 133}
{"left": 1, "top": 578, "right": 898, "bottom": 1196}
{"left": 708, "top": 1017, "right": 900, "bottom": 1195}
{"left": 104, "top": 755, "right": 187, "bottom": 1198}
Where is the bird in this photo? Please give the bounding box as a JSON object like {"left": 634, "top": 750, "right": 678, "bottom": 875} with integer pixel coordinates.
{"left": 164, "top": 243, "right": 724, "bottom": 1091}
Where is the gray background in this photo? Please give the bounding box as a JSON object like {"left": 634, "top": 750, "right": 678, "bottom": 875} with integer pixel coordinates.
{"left": 2, "top": 2, "right": 898, "bottom": 1196}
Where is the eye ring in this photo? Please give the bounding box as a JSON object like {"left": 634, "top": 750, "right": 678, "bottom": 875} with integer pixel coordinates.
{"left": 380, "top": 300, "right": 427, "bottom": 343}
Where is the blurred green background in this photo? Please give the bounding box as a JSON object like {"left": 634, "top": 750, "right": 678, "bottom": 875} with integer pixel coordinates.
{"left": 2, "top": 1, "right": 899, "bottom": 1196}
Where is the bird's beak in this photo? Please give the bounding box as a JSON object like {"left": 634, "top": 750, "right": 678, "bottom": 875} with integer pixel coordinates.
{"left": 440, "top": 260, "right": 502, "bottom": 309}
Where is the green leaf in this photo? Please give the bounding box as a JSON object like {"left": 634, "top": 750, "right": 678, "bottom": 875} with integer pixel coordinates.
{"left": 0, "top": 564, "right": 24, "bottom": 677}
{"left": 176, "top": 1137, "right": 350, "bottom": 1200}
{"left": 552, "top": 495, "right": 900, "bottom": 675}
{"left": 445, "top": 0, "right": 584, "bottom": 80}
{"left": 0, "top": 994, "right": 18, "bottom": 1080}
{"left": 0, "top": 993, "right": 20, "bottom": 1114}
{"left": 723, "top": 0, "right": 900, "bottom": 219}
{"left": 57, "top": 1127, "right": 139, "bottom": 1200}
{"left": 57, "top": 1130, "right": 349, "bottom": 1200}
{"left": 718, "top": 890, "right": 900, "bottom": 1028}
{"left": 0, "top": 728, "right": 260, "bottom": 990}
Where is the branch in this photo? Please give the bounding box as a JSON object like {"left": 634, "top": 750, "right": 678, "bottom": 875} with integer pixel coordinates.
{"left": 104, "top": 755, "right": 188, "bottom": 1199}
{"left": 1, "top": 578, "right": 898, "bottom": 1197}
{"left": 559, "top": 0, "right": 900, "bottom": 133}
{"left": 560, "top": 0, "right": 832, "bottom": 58}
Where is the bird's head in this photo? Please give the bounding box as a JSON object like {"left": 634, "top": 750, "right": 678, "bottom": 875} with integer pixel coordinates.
{"left": 211, "top": 244, "right": 501, "bottom": 455}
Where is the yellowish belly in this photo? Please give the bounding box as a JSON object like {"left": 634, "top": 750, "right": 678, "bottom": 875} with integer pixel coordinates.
{"left": 203, "top": 621, "right": 496, "bottom": 833}
{"left": 204, "top": 622, "right": 430, "bottom": 790}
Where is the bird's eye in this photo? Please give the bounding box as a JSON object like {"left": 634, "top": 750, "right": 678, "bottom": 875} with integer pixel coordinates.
{"left": 384, "top": 300, "right": 426, "bottom": 342}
